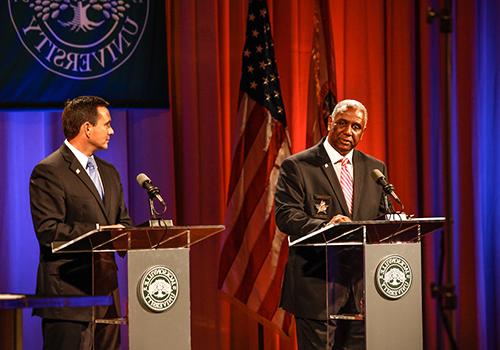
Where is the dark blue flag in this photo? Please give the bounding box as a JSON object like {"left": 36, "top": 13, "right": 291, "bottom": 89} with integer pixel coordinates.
{"left": 1, "top": 0, "right": 168, "bottom": 108}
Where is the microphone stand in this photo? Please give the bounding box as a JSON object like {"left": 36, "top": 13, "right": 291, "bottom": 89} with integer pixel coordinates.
{"left": 141, "top": 197, "right": 172, "bottom": 228}
{"left": 148, "top": 197, "right": 161, "bottom": 220}
{"left": 142, "top": 197, "right": 173, "bottom": 248}
{"left": 382, "top": 193, "right": 408, "bottom": 221}
{"left": 145, "top": 182, "right": 162, "bottom": 219}
{"left": 382, "top": 193, "right": 393, "bottom": 215}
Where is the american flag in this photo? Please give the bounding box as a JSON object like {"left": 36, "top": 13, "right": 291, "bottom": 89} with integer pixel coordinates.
{"left": 218, "top": 0, "right": 292, "bottom": 332}
{"left": 306, "top": 0, "right": 338, "bottom": 147}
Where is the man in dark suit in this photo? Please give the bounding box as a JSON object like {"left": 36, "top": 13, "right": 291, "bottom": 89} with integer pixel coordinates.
{"left": 275, "top": 99, "right": 386, "bottom": 349}
{"left": 30, "top": 96, "right": 132, "bottom": 350}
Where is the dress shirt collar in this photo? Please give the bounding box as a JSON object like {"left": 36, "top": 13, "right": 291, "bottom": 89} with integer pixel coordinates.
{"left": 64, "top": 139, "right": 96, "bottom": 169}
{"left": 323, "top": 137, "right": 354, "bottom": 165}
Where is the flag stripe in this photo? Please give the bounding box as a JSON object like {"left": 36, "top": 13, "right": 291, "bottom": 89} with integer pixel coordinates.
{"left": 225, "top": 103, "right": 271, "bottom": 222}
{"left": 226, "top": 102, "right": 269, "bottom": 204}
{"left": 235, "top": 136, "right": 289, "bottom": 304}
{"left": 235, "top": 213, "right": 273, "bottom": 302}
{"left": 219, "top": 122, "right": 275, "bottom": 286}
{"left": 247, "top": 227, "right": 285, "bottom": 314}
{"left": 222, "top": 162, "right": 274, "bottom": 294}
{"left": 233, "top": 122, "right": 285, "bottom": 301}
{"left": 257, "top": 232, "right": 289, "bottom": 318}
{"left": 226, "top": 99, "right": 272, "bottom": 219}
{"left": 218, "top": 0, "right": 292, "bottom": 334}
{"left": 222, "top": 120, "right": 289, "bottom": 298}
{"left": 219, "top": 114, "right": 281, "bottom": 290}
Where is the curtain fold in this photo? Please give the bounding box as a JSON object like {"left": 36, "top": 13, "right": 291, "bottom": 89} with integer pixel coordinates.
{"left": 473, "top": 1, "right": 500, "bottom": 349}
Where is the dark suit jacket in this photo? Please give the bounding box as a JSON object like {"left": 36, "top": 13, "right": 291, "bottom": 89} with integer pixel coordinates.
{"left": 30, "top": 144, "right": 132, "bottom": 322}
{"left": 275, "top": 139, "right": 386, "bottom": 319}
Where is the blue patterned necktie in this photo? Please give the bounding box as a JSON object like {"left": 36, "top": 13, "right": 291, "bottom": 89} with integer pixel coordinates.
{"left": 86, "top": 157, "right": 104, "bottom": 199}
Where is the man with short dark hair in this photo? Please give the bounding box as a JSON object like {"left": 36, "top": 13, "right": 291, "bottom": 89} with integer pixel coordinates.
{"left": 30, "top": 96, "right": 132, "bottom": 349}
{"left": 275, "top": 99, "right": 387, "bottom": 349}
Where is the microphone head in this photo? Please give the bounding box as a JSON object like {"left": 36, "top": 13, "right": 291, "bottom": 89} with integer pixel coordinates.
{"left": 136, "top": 173, "right": 151, "bottom": 187}
{"left": 370, "top": 168, "right": 385, "bottom": 183}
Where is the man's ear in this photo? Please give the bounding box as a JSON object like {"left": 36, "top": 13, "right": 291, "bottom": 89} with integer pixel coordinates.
{"left": 82, "top": 122, "right": 92, "bottom": 137}
{"left": 359, "top": 128, "right": 367, "bottom": 141}
{"left": 327, "top": 116, "right": 333, "bottom": 131}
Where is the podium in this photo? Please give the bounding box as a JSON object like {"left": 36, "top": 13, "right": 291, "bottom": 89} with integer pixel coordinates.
{"left": 52, "top": 224, "right": 224, "bottom": 350}
{"left": 289, "top": 217, "right": 445, "bottom": 350}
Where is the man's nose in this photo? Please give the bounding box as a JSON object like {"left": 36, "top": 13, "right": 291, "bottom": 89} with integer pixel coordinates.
{"left": 109, "top": 127, "right": 114, "bottom": 135}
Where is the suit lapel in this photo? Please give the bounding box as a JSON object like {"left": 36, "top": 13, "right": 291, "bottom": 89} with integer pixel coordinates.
{"left": 60, "top": 145, "right": 111, "bottom": 222}
{"left": 352, "top": 150, "right": 366, "bottom": 220}
{"left": 316, "top": 142, "right": 350, "bottom": 216}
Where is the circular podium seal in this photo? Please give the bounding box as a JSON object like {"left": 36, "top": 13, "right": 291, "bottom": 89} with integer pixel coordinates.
{"left": 138, "top": 265, "right": 178, "bottom": 312}
{"left": 8, "top": 0, "right": 149, "bottom": 80}
{"left": 375, "top": 255, "right": 412, "bottom": 300}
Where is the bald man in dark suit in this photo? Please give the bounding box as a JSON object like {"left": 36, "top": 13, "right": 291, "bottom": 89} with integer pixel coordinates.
{"left": 275, "top": 99, "right": 387, "bottom": 349}
{"left": 30, "top": 96, "right": 132, "bottom": 350}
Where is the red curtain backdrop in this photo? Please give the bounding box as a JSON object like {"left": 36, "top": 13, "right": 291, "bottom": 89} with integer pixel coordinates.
{"left": 0, "top": 1, "right": 495, "bottom": 349}
{"left": 165, "top": 0, "right": 482, "bottom": 349}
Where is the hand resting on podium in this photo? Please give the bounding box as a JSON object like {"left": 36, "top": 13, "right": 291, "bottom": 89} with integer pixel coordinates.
{"left": 329, "top": 214, "right": 352, "bottom": 225}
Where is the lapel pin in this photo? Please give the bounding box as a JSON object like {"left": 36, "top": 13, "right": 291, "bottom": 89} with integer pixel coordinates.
{"left": 315, "top": 200, "right": 328, "bottom": 215}
{"left": 76, "top": 169, "right": 81, "bottom": 174}
{"left": 324, "top": 163, "right": 329, "bottom": 168}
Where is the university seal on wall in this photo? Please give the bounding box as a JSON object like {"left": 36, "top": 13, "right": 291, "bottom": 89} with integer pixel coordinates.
{"left": 375, "top": 255, "right": 412, "bottom": 300}
{"left": 138, "top": 265, "right": 179, "bottom": 312}
{"left": 8, "top": 0, "right": 149, "bottom": 80}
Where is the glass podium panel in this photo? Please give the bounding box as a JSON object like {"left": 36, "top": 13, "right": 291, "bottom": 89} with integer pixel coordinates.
{"left": 52, "top": 225, "right": 225, "bottom": 253}
{"left": 289, "top": 217, "right": 445, "bottom": 246}
{"left": 286, "top": 217, "right": 445, "bottom": 350}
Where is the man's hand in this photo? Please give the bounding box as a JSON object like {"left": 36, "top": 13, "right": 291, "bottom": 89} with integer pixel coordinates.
{"left": 98, "top": 224, "right": 126, "bottom": 230}
{"left": 329, "top": 214, "right": 352, "bottom": 224}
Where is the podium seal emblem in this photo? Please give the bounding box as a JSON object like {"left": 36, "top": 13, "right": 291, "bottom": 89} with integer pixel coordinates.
{"left": 138, "top": 265, "right": 178, "bottom": 312}
{"left": 375, "top": 255, "right": 412, "bottom": 300}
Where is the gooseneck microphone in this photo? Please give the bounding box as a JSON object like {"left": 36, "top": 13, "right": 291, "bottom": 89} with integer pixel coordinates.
{"left": 136, "top": 173, "right": 173, "bottom": 228}
{"left": 370, "top": 169, "right": 402, "bottom": 205}
{"left": 136, "top": 173, "right": 166, "bottom": 207}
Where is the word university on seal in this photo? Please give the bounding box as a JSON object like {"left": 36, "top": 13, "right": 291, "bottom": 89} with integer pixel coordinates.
{"left": 375, "top": 254, "right": 413, "bottom": 300}
{"left": 8, "top": 0, "right": 149, "bottom": 80}
{"left": 139, "top": 265, "right": 179, "bottom": 313}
